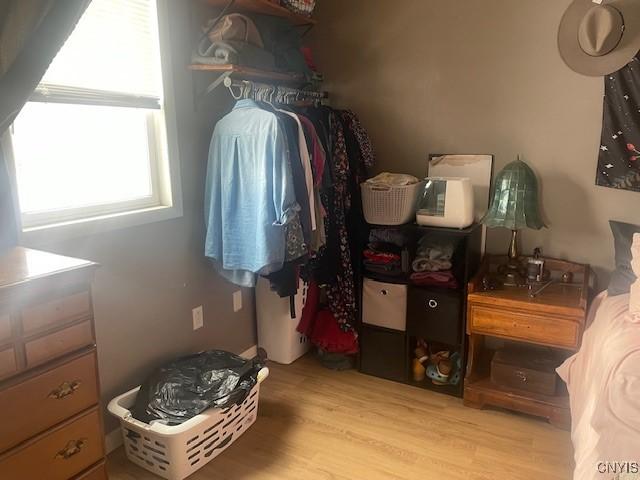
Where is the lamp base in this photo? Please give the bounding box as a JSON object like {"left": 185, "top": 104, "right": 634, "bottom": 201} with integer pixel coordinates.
{"left": 498, "top": 262, "right": 525, "bottom": 287}
{"left": 498, "top": 230, "right": 525, "bottom": 286}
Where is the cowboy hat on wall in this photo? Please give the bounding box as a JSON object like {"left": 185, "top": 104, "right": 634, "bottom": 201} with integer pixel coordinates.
{"left": 558, "top": 0, "right": 640, "bottom": 76}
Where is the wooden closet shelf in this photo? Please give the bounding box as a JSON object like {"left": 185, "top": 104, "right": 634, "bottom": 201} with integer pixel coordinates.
{"left": 203, "top": 0, "right": 316, "bottom": 26}
{"left": 188, "top": 64, "right": 305, "bottom": 84}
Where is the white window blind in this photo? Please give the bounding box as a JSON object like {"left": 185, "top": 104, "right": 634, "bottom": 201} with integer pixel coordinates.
{"left": 10, "top": 0, "right": 180, "bottom": 232}
{"left": 41, "top": 0, "right": 163, "bottom": 100}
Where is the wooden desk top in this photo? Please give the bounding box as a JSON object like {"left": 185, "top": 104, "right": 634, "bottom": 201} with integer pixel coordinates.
{"left": 468, "top": 284, "right": 586, "bottom": 317}
{"left": 0, "top": 247, "right": 97, "bottom": 289}
{"left": 467, "top": 255, "right": 590, "bottom": 320}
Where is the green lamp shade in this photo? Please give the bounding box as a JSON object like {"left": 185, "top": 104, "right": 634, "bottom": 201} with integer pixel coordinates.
{"left": 481, "top": 158, "right": 545, "bottom": 231}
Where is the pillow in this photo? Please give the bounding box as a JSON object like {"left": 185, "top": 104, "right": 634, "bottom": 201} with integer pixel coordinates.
{"left": 608, "top": 220, "right": 640, "bottom": 296}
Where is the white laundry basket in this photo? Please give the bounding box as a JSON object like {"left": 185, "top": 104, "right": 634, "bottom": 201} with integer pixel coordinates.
{"left": 361, "top": 181, "right": 424, "bottom": 225}
{"left": 256, "top": 277, "right": 310, "bottom": 364}
{"left": 107, "top": 368, "right": 269, "bottom": 480}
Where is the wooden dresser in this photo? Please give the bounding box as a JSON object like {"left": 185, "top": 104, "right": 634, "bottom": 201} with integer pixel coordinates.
{"left": 0, "top": 247, "right": 107, "bottom": 480}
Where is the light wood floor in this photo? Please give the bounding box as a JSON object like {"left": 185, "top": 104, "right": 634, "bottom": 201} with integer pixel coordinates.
{"left": 108, "top": 354, "right": 573, "bottom": 480}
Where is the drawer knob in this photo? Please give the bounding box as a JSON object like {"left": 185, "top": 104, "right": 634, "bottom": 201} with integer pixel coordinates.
{"left": 55, "top": 438, "right": 87, "bottom": 460}
{"left": 48, "top": 380, "right": 82, "bottom": 400}
{"left": 427, "top": 299, "right": 438, "bottom": 309}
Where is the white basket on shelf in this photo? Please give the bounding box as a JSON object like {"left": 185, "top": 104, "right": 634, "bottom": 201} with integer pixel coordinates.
{"left": 107, "top": 368, "right": 269, "bottom": 480}
{"left": 361, "top": 181, "right": 424, "bottom": 226}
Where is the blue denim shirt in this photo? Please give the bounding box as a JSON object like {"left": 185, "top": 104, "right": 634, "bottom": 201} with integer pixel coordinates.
{"left": 204, "top": 100, "right": 299, "bottom": 286}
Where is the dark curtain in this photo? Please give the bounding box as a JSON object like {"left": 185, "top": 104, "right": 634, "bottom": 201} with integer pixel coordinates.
{"left": 0, "top": 0, "right": 90, "bottom": 250}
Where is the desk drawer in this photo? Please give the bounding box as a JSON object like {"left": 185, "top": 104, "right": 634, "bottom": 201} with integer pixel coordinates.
{"left": 0, "top": 347, "right": 17, "bottom": 380}
{"left": 469, "top": 305, "right": 580, "bottom": 349}
{"left": 0, "top": 351, "right": 99, "bottom": 452}
{"left": 25, "top": 321, "right": 94, "bottom": 368}
{"left": 0, "top": 408, "right": 104, "bottom": 480}
{"left": 22, "top": 291, "right": 91, "bottom": 335}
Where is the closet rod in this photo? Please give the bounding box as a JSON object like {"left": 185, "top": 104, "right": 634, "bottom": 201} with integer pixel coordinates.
{"left": 222, "top": 76, "right": 328, "bottom": 101}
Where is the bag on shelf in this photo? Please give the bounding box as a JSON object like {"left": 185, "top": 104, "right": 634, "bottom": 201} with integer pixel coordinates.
{"left": 281, "top": 0, "right": 316, "bottom": 17}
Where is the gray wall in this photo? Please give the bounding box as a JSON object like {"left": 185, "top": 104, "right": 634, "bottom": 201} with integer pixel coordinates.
{"left": 311, "top": 0, "right": 640, "bottom": 285}
{"left": 23, "top": 1, "right": 256, "bottom": 432}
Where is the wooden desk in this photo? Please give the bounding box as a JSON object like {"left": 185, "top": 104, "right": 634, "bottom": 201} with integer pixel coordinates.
{"left": 463, "top": 255, "right": 589, "bottom": 428}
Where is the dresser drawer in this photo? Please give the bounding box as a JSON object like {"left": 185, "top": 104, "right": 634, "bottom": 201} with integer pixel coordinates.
{"left": 0, "top": 312, "right": 11, "bottom": 343}
{"left": 0, "top": 347, "right": 17, "bottom": 380}
{"left": 0, "top": 408, "right": 104, "bottom": 480}
{"left": 73, "top": 461, "right": 107, "bottom": 480}
{"left": 469, "top": 305, "right": 580, "bottom": 349}
{"left": 25, "top": 321, "right": 94, "bottom": 368}
{"left": 0, "top": 351, "right": 99, "bottom": 452}
{"left": 407, "top": 288, "right": 461, "bottom": 345}
{"left": 21, "top": 291, "right": 91, "bottom": 335}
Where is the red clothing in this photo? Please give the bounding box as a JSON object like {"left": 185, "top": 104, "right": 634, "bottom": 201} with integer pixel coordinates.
{"left": 298, "top": 281, "right": 358, "bottom": 354}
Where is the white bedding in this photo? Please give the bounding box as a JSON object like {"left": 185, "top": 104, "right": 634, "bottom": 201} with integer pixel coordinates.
{"left": 557, "top": 292, "right": 640, "bottom": 480}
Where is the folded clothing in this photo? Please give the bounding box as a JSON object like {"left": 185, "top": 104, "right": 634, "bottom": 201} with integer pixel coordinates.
{"left": 369, "top": 229, "right": 410, "bottom": 248}
{"left": 412, "top": 258, "right": 452, "bottom": 273}
{"left": 413, "top": 236, "right": 457, "bottom": 272}
{"left": 192, "top": 38, "right": 276, "bottom": 69}
{"left": 364, "top": 260, "right": 404, "bottom": 277}
{"left": 366, "top": 172, "right": 420, "bottom": 187}
{"left": 364, "top": 249, "right": 401, "bottom": 264}
{"left": 410, "top": 271, "right": 458, "bottom": 289}
{"left": 367, "top": 241, "right": 402, "bottom": 256}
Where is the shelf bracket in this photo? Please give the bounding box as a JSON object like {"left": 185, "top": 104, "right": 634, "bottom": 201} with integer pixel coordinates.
{"left": 204, "top": 71, "right": 233, "bottom": 97}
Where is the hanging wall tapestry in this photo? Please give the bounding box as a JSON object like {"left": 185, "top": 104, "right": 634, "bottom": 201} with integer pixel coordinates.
{"left": 597, "top": 55, "right": 640, "bottom": 191}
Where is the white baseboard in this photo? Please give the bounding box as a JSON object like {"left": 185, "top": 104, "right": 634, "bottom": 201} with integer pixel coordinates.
{"left": 105, "top": 428, "right": 123, "bottom": 455}
{"left": 104, "top": 344, "right": 259, "bottom": 455}
{"left": 239, "top": 344, "right": 258, "bottom": 359}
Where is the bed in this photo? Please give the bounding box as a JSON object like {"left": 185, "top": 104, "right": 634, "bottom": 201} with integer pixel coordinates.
{"left": 557, "top": 291, "right": 640, "bottom": 480}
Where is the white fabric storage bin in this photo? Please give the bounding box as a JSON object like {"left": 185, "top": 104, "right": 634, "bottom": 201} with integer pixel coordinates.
{"left": 107, "top": 368, "right": 268, "bottom": 480}
{"left": 256, "top": 277, "right": 310, "bottom": 364}
{"left": 362, "top": 278, "right": 407, "bottom": 331}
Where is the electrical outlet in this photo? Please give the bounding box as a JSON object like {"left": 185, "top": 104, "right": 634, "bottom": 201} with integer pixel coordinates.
{"left": 233, "top": 290, "right": 242, "bottom": 312}
{"left": 192, "top": 305, "right": 204, "bottom": 330}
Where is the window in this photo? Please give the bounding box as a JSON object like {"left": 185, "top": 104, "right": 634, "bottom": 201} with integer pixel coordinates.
{"left": 9, "top": 0, "right": 181, "bottom": 232}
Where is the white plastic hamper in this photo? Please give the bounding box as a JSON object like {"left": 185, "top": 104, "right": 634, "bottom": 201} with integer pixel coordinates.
{"left": 361, "top": 181, "right": 424, "bottom": 225}
{"left": 256, "top": 276, "right": 310, "bottom": 364}
{"left": 107, "top": 368, "right": 269, "bottom": 480}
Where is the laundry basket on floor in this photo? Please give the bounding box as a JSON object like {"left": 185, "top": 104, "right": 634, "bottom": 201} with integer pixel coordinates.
{"left": 107, "top": 367, "right": 269, "bottom": 480}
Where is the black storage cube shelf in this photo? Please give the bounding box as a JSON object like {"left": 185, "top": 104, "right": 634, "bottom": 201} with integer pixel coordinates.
{"left": 358, "top": 223, "right": 483, "bottom": 398}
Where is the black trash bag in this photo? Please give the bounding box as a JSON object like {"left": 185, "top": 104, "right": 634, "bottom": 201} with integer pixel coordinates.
{"left": 131, "top": 349, "right": 267, "bottom": 426}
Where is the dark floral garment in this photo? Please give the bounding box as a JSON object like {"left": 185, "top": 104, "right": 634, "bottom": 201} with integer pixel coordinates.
{"left": 299, "top": 107, "right": 374, "bottom": 337}
{"left": 325, "top": 111, "right": 357, "bottom": 329}
{"left": 341, "top": 110, "right": 376, "bottom": 172}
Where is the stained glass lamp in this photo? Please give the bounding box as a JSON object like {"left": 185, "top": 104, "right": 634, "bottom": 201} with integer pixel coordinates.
{"left": 481, "top": 157, "right": 545, "bottom": 284}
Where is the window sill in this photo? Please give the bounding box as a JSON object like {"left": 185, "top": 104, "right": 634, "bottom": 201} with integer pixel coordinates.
{"left": 20, "top": 204, "right": 183, "bottom": 246}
